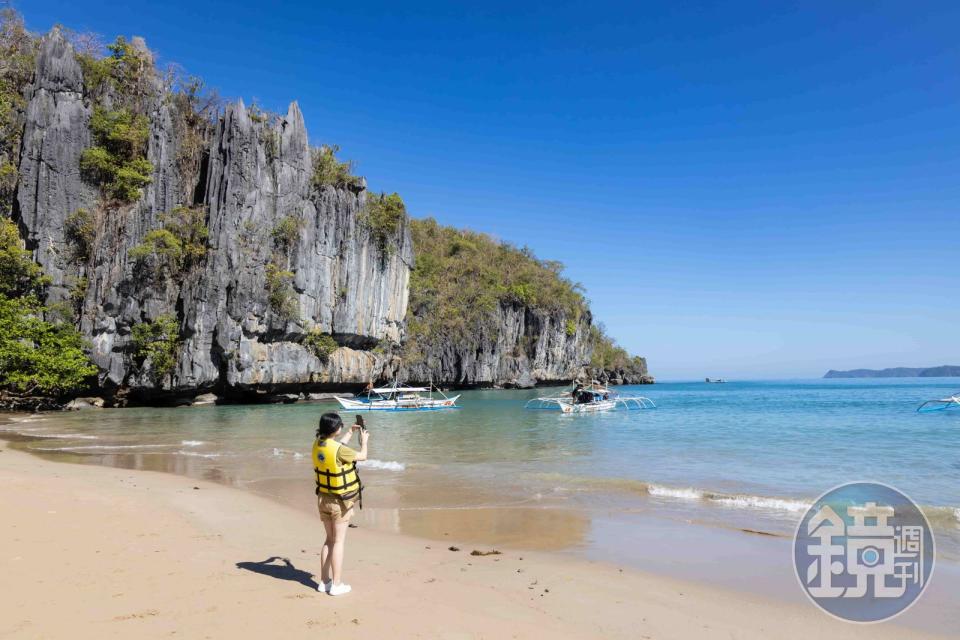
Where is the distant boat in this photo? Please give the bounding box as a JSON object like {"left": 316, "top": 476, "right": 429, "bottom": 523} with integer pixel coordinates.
{"left": 917, "top": 391, "right": 960, "bottom": 413}
{"left": 335, "top": 381, "right": 460, "bottom": 411}
{"left": 705, "top": 378, "right": 727, "bottom": 383}
{"left": 525, "top": 380, "right": 655, "bottom": 414}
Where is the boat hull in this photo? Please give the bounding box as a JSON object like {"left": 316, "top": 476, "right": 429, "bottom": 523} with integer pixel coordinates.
{"left": 559, "top": 399, "right": 618, "bottom": 414}
{"left": 335, "top": 395, "right": 461, "bottom": 412}
{"left": 525, "top": 395, "right": 655, "bottom": 413}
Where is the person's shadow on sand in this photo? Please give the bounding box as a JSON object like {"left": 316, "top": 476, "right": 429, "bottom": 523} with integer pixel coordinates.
{"left": 236, "top": 556, "right": 319, "bottom": 591}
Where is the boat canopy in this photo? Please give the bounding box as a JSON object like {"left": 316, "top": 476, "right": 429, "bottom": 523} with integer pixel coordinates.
{"left": 371, "top": 386, "right": 428, "bottom": 393}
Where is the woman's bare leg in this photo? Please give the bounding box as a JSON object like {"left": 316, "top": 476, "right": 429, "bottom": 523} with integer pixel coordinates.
{"left": 320, "top": 517, "right": 335, "bottom": 584}
{"left": 330, "top": 519, "right": 350, "bottom": 585}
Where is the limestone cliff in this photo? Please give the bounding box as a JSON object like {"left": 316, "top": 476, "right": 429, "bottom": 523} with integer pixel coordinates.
{"left": 14, "top": 30, "right": 410, "bottom": 402}
{"left": 8, "top": 26, "right": 649, "bottom": 405}
{"left": 397, "top": 218, "right": 651, "bottom": 389}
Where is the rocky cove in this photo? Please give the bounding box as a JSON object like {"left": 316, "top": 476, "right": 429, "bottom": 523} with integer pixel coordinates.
{"left": 3, "top": 22, "right": 650, "bottom": 408}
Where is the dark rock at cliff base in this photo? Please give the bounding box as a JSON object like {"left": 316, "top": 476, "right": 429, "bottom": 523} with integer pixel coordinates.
{"left": 305, "top": 392, "right": 355, "bottom": 401}
{"left": 190, "top": 393, "right": 220, "bottom": 406}
{"left": 65, "top": 397, "right": 106, "bottom": 410}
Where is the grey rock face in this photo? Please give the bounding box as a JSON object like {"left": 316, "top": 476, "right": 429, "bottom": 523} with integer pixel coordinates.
{"left": 401, "top": 303, "right": 594, "bottom": 387}
{"left": 190, "top": 100, "right": 412, "bottom": 394}
{"left": 16, "top": 29, "right": 95, "bottom": 306}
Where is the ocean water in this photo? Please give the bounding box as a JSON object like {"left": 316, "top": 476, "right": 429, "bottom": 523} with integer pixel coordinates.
{"left": 3, "top": 378, "right": 959, "bottom": 559}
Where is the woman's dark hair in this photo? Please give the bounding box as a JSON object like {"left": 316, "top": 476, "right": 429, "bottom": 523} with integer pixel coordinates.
{"left": 316, "top": 412, "right": 343, "bottom": 439}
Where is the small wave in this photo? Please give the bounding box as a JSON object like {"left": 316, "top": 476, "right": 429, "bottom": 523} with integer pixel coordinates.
{"left": 175, "top": 450, "right": 221, "bottom": 458}
{"left": 35, "top": 433, "right": 100, "bottom": 440}
{"left": 34, "top": 444, "right": 176, "bottom": 452}
{"left": 181, "top": 440, "right": 205, "bottom": 447}
{"left": 10, "top": 415, "right": 47, "bottom": 423}
{"left": 358, "top": 459, "right": 405, "bottom": 471}
{"left": 648, "top": 485, "right": 703, "bottom": 501}
{"left": 921, "top": 505, "right": 960, "bottom": 528}
{"left": 270, "top": 448, "right": 305, "bottom": 459}
{"left": 707, "top": 493, "right": 812, "bottom": 513}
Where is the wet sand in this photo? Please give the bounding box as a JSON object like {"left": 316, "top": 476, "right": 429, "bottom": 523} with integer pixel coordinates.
{"left": 1, "top": 442, "right": 955, "bottom": 639}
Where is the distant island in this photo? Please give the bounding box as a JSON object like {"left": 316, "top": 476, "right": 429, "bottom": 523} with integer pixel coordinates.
{"left": 824, "top": 365, "right": 960, "bottom": 379}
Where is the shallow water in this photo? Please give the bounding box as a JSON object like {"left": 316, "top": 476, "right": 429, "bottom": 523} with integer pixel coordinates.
{"left": 3, "top": 378, "right": 959, "bottom": 560}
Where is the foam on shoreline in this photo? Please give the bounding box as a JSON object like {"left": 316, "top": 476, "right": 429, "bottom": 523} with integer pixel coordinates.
{"left": 359, "top": 459, "right": 406, "bottom": 471}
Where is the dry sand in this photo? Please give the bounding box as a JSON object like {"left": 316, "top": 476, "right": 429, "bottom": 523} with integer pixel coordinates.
{"left": 0, "top": 444, "right": 950, "bottom": 639}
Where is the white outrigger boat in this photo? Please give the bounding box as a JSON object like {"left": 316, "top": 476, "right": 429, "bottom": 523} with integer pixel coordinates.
{"left": 525, "top": 381, "right": 655, "bottom": 414}
{"left": 335, "top": 382, "right": 460, "bottom": 412}
{"left": 917, "top": 391, "right": 960, "bottom": 413}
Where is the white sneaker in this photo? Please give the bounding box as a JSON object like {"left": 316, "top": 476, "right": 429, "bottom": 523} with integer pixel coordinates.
{"left": 318, "top": 580, "right": 331, "bottom": 593}
{"left": 328, "top": 582, "right": 352, "bottom": 596}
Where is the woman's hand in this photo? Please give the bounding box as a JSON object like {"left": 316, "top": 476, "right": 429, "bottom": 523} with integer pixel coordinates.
{"left": 353, "top": 427, "right": 370, "bottom": 461}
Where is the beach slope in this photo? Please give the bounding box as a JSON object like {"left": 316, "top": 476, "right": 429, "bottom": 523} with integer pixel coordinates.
{"left": 0, "top": 446, "right": 945, "bottom": 639}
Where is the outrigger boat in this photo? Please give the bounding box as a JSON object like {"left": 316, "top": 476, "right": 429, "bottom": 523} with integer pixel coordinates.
{"left": 525, "top": 381, "right": 655, "bottom": 414}
{"left": 917, "top": 391, "right": 960, "bottom": 413}
{"left": 335, "top": 381, "right": 460, "bottom": 412}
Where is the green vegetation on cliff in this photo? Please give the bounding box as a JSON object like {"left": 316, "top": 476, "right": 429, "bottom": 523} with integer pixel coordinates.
{"left": 0, "top": 218, "right": 97, "bottom": 394}
{"left": 405, "top": 217, "right": 587, "bottom": 345}
{"left": 75, "top": 35, "right": 159, "bottom": 203}
{"left": 312, "top": 144, "right": 362, "bottom": 190}
{"left": 588, "top": 324, "right": 646, "bottom": 373}
{"left": 405, "top": 217, "right": 645, "bottom": 375}
{"left": 76, "top": 35, "right": 154, "bottom": 108}
{"left": 129, "top": 206, "right": 208, "bottom": 273}
{"left": 363, "top": 192, "right": 407, "bottom": 256}
{"left": 303, "top": 329, "right": 337, "bottom": 362}
{"left": 130, "top": 315, "right": 180, "bottom": 384}
{"left": 80, "top": 106, "right": 153, "bottom": 202}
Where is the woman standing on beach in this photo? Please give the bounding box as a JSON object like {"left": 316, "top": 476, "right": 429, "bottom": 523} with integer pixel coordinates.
{"left": 313, "top": 412, "right": 369, "bottom": 596}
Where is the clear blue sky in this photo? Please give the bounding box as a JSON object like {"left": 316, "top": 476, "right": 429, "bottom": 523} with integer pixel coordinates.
{"left": 20, "top": 1, "right": 960, "bottom": 379}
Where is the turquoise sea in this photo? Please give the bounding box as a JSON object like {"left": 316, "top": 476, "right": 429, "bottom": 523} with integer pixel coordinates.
{"left": 3, "top": 378, "right": 959, "bottom": 560}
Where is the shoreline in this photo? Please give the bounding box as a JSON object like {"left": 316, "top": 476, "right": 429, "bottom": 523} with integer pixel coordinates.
{"left": 6, "top": 412, "right": 959, "bottom": 565}
{"left": 1, "top": 440, "right": 957, "bottom": 638}
{"left": 0, "top": 377, "right": 655, "bottom": 412}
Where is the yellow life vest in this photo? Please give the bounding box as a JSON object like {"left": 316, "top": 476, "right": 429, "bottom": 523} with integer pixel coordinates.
{"left": 312, "top": 438, "right": 361, "bottom": 500}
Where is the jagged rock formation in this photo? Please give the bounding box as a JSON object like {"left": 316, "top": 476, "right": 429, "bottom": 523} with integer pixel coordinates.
{"left": 401, "top": 304, "right": 649, "bottom": 389}
{"left": 401, "top": 303, "right": 592, "bottom": 388}
{"left": 9, "top": 27, "right": 650, "bottom": 404}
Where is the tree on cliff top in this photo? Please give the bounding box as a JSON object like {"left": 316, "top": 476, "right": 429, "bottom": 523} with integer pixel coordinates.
{"left": 588, "top": 323, "right": 645, "bottom": 373}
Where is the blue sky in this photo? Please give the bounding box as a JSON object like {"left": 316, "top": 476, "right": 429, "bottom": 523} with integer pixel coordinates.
{"left": 20, "top": 1, "right": 960, "bottom": 379}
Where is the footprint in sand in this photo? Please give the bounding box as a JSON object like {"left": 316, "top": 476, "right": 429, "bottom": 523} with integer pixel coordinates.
{"left": 113, "top": 609, "right": 159, "bottom": 621}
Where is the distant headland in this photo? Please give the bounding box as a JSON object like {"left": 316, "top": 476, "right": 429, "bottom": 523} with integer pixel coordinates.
{"left": 824, "top": 365, "right": 960, "bottom": 379}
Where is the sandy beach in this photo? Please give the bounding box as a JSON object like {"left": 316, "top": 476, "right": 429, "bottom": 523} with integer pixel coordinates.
{"left": 0, "top": 443, "right": 952, "bottom": 639}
